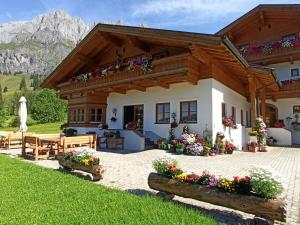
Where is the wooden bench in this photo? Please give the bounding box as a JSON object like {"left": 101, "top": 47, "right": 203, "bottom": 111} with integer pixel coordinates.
{"left": 60, "top": 135, "right": 97, "bottom": 154}
{"left": 1, "top": 132, "right": 34, "bottom": 150}
{"left": 22, "top": 136, "right": 50, "bottom": 161}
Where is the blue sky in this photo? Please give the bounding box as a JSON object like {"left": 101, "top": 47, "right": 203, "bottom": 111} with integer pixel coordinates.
{"left": 0, "top": 0, "right": 299, "bottom": 33}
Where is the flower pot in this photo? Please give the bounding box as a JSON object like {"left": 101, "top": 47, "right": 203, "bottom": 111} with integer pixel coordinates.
{"left": 219, "top": 148, "right": 225, "bottom": 155}
{"left": 226, "top": 150, "right": 233, "bottom": 154}
{"left": 176, "top": 148, "right": 184, "bottom": 154}
{"left": 249, "top": 136, "right": 257, "bottom": 142}
{"left": 248, "top": 146, "right": 257, "bottom": 152}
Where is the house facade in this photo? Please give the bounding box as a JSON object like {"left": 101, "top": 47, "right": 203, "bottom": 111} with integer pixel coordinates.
{"left": 218, "top": 4, "right": 300, "bottom": 145}
{"left": 44, "top": 5, "right": 300, "bottom": 151}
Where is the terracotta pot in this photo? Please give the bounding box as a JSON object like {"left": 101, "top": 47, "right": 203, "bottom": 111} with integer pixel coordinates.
{"left": 219, "top": 148, "right": 225, "bottom": 155}
{"left": 248, "top": 146, "right": 257, "bottom": 152}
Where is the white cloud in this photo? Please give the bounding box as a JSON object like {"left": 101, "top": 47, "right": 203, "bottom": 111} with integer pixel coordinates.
{"left": 131, "top": 0, "right": 299, "bottom": 26}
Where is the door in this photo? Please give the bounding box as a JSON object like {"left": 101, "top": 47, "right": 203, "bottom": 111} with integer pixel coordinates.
{"left": 123, "top": 105, "right": 144, "bottom": 131}
{"left": 266, "top": 104, "right": 278, "bottom": 127}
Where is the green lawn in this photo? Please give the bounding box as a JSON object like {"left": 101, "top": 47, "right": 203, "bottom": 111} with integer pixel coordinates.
{"left": 0, "top": 122, "right": 63, "bottom": 134}
{"left": 0, "top": 155, "right": 217, "bottom": 225}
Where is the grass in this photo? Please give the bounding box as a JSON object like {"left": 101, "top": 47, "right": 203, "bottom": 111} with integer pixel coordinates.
{"left": 0, "top": 74, "right": 32, "bottom": 97}
{"left": 0, "top": 122, "right": 63, "bottom": 134}
{"left": 0, "top": 155, "right": 217, "bottom": 225}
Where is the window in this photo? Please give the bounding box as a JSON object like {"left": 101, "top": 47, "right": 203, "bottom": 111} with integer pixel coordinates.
{"left": 291, "top": 68, "right": 299, "bottom": 77}
{"left": 156, "top": 103, "right": 170, "bottom": 123}
{"left": 241, "top": 109, "right": 244, "bottom": 126}
{"left": 231, "top": 106, "right": 236, "bottom": 123}
{"left": 222, "top": 103, "right": 227, "bottom": 119}
{"left": 180, "top": 101, "right": 197, "bottom": 123}
{"left": 76, "top": 109, "right": 85, "bottom": 122}
{"left": 246, "top": 111, "right": 249, "bottom": 127}
{"left": 90, "top": 108, "right": 103, "bottom": 123}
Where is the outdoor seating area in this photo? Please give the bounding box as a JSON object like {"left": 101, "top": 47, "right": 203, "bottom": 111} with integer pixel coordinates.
{"left": 21, "top": 134, "right": 97, "bottom": 161}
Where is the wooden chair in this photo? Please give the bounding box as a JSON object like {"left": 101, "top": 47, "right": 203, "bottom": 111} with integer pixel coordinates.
{"left": 60, "top": 134, "right": 96, "bottom": 154}
{"left": 22, "top": 136, "right": 50, "bottom": 161}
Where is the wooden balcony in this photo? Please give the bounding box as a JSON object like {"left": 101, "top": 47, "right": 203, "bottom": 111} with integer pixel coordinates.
{"left": 281, "top": 81, "right": 300, "bottom": 91}
{"left": 244, "top": 40, "right": 300, "bottom": 64}
{"left": 59, "top": 53, "right": 199, "bottom": 95}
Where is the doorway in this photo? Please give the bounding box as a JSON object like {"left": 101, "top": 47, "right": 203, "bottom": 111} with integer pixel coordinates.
{"left": 266, "top": 104, "right": 278, "bottom": 127}
{"left": 123, "top": 105, "right": 144, "bottom": 131}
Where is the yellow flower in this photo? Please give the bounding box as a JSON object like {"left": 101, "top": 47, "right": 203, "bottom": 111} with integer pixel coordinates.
{"left": 176, "top": 173, "right": 187, "bottom": 181}
{"left": 82, "top": 159, "right": 89, "bottom": 166}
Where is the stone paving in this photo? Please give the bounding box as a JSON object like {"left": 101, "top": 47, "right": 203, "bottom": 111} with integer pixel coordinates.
{"left": 1, "top": 147, "right": 300, "bottom": 225}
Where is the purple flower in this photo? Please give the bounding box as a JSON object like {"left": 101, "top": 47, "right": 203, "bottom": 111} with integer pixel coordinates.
{"left": 209, "top": 175, "right": 221, "bottom": 187}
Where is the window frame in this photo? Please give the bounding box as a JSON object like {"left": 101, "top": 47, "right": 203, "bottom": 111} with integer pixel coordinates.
{"left": 90, "top": 108, "right": 103, "bottom": 123}
{"left": 222, "top": 102, "right": 227, "bottom": 120}
{"left": 231, "top": 106, "right": 236, "bottom": 123}
{"left": 291, "top": 68, "right": 299, "bottom": 77}
{"left": 155, "top": 103, "right": 170, "bottom": 124}
{"left": 241, "top": 109, "right": 244, "bottom": 126}
{"left": 180, "top": 100, "right": 197, "bottom": 124}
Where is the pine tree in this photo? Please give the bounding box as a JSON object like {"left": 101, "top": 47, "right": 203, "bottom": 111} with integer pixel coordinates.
{"left": 3, "top": 86, "right": 8, "bottom": 93}
{"left": 19, "top": 77, "right": 27, "bottom": 90}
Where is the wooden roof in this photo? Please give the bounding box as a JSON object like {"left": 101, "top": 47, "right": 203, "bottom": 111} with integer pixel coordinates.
{"left": 217, "top": 4, "right": 300, "bottom": 36}
{"left": 42, "top": 24, "right": 280, "bottom": 94}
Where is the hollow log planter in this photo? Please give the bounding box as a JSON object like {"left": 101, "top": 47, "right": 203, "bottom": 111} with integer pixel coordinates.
{"left": 59, "top": 158, "right": 104, "bottom": 181}
{"left": 148, "top": 173, "right": 286, "bottom": 223}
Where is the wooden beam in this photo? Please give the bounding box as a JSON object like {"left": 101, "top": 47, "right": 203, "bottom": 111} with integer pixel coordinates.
{"left": 128, "top": 83, "right": 146, "bottom": 92}
{"left": 127, "top": 35, "right": 151, "bottom": 52}
{"left": 99, "top": 31, "right": 123, "bottom": 47}
{"left": 259, "top": 11, "right": 266, "bottom": 26}
{"left": 248, "top": 76, "right": 257, "bottom": 128}
{"left": 260, "top": 90, "right": 266, "bottom": 121}
{"left": 77, "top": 54, "right": 94, "bottom": 65}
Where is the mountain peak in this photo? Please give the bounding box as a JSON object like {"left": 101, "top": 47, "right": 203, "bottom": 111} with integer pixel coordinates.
{"left": 0, "top": 10, "right": 91, "bottom": 76}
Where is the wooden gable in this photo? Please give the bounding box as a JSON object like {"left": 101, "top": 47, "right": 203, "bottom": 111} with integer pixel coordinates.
{"left": 217, "top": 4, "right": 300, "bottom": 65}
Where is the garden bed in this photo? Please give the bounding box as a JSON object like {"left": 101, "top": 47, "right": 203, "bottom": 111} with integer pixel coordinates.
{"left": 148, "top": 173, "right": 286, "bottom": 222}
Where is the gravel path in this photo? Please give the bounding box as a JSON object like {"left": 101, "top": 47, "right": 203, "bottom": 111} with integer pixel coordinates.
{"left": 1, "top": 147, "right": 299, "bottom": 225}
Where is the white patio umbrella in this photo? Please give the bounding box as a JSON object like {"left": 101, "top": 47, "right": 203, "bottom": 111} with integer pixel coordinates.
{"left": 19, "top": 96, "right": 28, "bottom": 132}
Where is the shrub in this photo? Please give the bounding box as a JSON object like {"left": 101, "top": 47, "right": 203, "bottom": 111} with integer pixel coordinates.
{"left": 250, "top": 168, "right": 284, "bottom": 199}
{"left": 153, "top": 157, "right": 182, "bottom": 178}
{"left": 31, "top": 89, "right": 67, "bottom": 123}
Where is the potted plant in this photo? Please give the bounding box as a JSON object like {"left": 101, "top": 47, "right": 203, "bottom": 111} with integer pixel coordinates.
{"left": 219, "top": 142, "right": 225, "bottom": 155}
{"left": 248, "top": 141, "right": 257, "bottom": 152}
{"left": 255, "top": 117, "right": 268, "bottom": 152}
{"left": 175, "top": 142, "right": 185, "bottom": 154}
{"left": 225, "top": 142, "right": 236, "bottom": 154}
{"left": 201, "top": 146, "right": 210, "bottom": 156}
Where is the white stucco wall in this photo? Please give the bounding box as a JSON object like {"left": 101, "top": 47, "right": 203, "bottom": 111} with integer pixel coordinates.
{"left": 106, "top": 79, "right": 213, "bottom": 139}
{"left": 267, "top": 128, "right": 292, "bottom": 146}
{"left": 270, "top": 60, "right": 300, "bottom": 81}
{"left": 212, "top": 80, "right": 250, "bottom": 150}
{"left": 267, "top": 98, "right": 300, "bottom": 125}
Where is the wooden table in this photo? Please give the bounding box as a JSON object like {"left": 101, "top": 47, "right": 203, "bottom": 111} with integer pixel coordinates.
{"left": 40, "top": 137, "right": 61, "bottom": 159}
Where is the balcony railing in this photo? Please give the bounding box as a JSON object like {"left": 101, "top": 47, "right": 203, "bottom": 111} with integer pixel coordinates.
{"left": 281, "top": 79, "right": 300, "bottom": 91}
{"left": 239, "top": 36, "right": 300, "bottom": 62}
{"left": 59, "top": 53, "right": 192, "bottom": 93}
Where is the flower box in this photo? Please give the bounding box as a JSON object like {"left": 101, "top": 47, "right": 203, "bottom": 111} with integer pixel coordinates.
{"left": 58, "top": 148, "right": 104, "bottom": 181}
{"left": 59, "top": 158, "right": 104, "bottom": 181}
{"left": 148, "top": 173, "right": 286, "bottom": 223}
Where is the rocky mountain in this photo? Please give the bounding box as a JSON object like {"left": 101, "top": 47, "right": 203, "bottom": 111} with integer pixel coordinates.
{"left": 0, "top": 10, "right": 91, "bottom": 75}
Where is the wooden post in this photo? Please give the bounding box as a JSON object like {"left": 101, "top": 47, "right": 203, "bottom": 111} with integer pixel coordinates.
{"left": 248, "top": 76, "right": 257, "bottom": 128}
{"left": 260, "top": 90, "right": 266, "bottom": 121}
